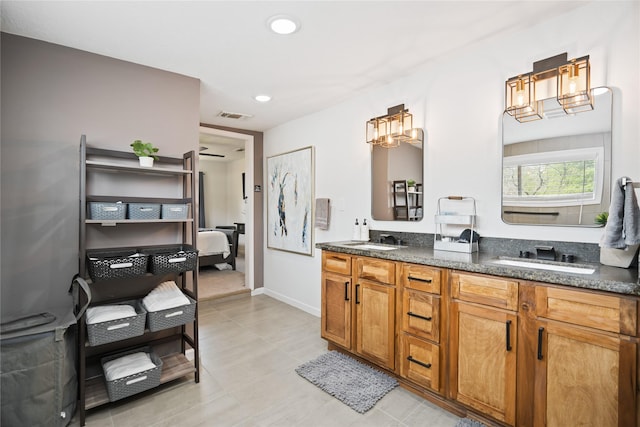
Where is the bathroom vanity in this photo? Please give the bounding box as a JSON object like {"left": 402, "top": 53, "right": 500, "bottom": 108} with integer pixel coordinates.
{"left": 317, "top": 241, "right": 639, "bottom": 427}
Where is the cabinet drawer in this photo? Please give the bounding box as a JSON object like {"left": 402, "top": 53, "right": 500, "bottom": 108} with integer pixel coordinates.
{"left": 402, "top": 289, "right": 440, "bottom": 343}
{"left": 402, "top": 264, "right": 442, "bottom": 294}
{"left": 451, "top": 272, "right": 518, "bottom": 311}
{"left": 322, "top": 252, "right": 352, "bottom": 275}
{"left": 356, "top": 257, "right": 395, "bottom": 285}
{"left": 535, "top": 286, "right": 637, "bottom": 335}
{"left": 400, "top": 333, "right": 440, "bottom": 393}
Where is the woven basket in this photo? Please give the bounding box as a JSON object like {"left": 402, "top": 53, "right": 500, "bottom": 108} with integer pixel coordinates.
{"left": 161, "top": 204, "right": 188, "bottom": 220}
{"left": 145, "top": 245, "right": 198, "bottom": 274}
{"left": 101, "top": 347, "right": 162, "bottom": 402}
{"left": 86, "top": 300, "right": 146, "bottom": 347}
{"left": 87, "top": 250, "right": 148, "bottom": 281}
{"left": 146, "top": 295, "right": 196, "bottom": 332}
{"left": 128, "top": 203, "right": 161, "bottom": 220}
{"left": 89, "top": 202, "right": 126, "bottom": 220}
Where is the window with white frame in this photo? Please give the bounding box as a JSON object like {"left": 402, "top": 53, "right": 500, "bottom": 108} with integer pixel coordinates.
{"left": 502, "top": 147, "right": 604, "bottom": 207}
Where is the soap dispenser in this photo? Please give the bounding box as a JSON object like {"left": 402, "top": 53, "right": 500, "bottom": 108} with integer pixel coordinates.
{"left": 360, "top": 219, "right": 370, "bottom": 241}
{"left": 352, "top": 218, "right": 361, "bottom": 240}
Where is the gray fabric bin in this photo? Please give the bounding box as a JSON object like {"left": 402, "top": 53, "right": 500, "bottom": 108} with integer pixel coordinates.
{"left": 128, "top": 203, "right": 161, "bottom": 220}
{"left": 161, "top": 204, "right": 188, "bottom": 219}
{"left": 1, "top": 308, "right": 77, "bottom": 427}
{"left": 101, "top": 347, "right": 162, "bottom": 402}
{"left": 86, "top": 300, "right": 147, "bottom": 347}
{"left": 89, "top": 202, "right": 126, "bottom": 220}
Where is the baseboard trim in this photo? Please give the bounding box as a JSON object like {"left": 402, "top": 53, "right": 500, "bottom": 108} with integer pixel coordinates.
{"left": 262, "top": 288, "right": 320, "bottom": 318}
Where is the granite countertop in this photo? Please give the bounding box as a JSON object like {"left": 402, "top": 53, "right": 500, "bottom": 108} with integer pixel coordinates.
{"left": 316, "top": 241, "right": 640, "bottom": 296}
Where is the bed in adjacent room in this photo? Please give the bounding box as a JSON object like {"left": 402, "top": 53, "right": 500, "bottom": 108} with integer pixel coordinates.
{"left": 198, "top": 228, "right": 237, "bottom": 270}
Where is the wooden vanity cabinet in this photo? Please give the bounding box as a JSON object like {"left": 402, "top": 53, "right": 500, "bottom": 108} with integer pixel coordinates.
{"left": 321, "top": 252, "right": 396, "bottom": 370}
{"left": 399, "top": 264, "right": 444, "bottom": 394}
{"left": 529, "top": 286, "right": 638, "bottom": 427}
{"left": 320, "top": 250, "right": 639, "bottom": 426}
{"left": 449, "top": 271, "right": 518, "bottom": 426}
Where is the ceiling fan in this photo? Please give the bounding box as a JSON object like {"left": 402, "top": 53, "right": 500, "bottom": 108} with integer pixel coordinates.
{"left": 199, "top": 146, "right": 224, "bottom": 158}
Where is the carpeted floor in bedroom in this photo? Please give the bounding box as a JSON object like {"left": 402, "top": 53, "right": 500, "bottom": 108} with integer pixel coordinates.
{"left": 197, "top": 244, "right": 249, "bottom": 301}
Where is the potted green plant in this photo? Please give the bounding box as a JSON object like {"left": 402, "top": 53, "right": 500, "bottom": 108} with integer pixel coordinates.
{"left": 595, "top": 211, "right": 608, "bottom": 226}
{"left": 130, "top": 140, "right": 159, "bottom": 167}
{"left": 406, "top": 179, "right": 416, "bottom": 192}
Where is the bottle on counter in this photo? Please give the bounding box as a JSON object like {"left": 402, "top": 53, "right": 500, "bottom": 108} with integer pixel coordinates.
{"left": 352, "top": 218, "right": 361, "bottom": 240}
{"left": 360, "top": 218, "right": 369, "bottom": 241}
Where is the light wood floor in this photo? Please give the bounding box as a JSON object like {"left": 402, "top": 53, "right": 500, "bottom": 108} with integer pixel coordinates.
{"left": 73, "top": 294, "right": 461, "bottom": 426}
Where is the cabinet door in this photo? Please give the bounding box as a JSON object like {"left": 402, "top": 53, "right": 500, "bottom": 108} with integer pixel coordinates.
{"left": 449, "top": 301, "right": 517, "bottom": 426}
{"left": 321, "top": 271, "right": 352, "bottom": 349}
{"left": 355, "top": 279, "right": 396, "bottom": 370}
{"left": 400, "top": 333, "right": 440, "bottom": 393}
{"left": 534, "top": 321, "right": 637, "bottom": 427}
{"left": 402, "top": 289, "right": 440, "bottom": 343}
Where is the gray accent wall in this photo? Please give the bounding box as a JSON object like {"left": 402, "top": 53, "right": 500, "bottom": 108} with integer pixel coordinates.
{"left": 1, "top": 33, "right": 200, "bottom": 321}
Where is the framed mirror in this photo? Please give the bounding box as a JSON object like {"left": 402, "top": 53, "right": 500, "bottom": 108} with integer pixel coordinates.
{"left": 501, "top": 87, "right": 612, "bottom": 226}
{"left": 371, "top": 133, "right": 424, "bottom": 221}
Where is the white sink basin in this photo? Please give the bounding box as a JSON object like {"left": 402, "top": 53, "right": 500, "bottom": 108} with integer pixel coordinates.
{"left": 352, "top": 244, "right": 398, "bottom": 251}
{"left": 491, "top": 259, "right": 595, "bottom": 275}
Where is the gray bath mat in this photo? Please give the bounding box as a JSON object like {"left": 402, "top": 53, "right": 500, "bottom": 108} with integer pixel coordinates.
{"left": 455, "top": 418, "right": 487, "bottom": 427}
{"left": 295, "top": 351, "right": 398, "bottom": 413}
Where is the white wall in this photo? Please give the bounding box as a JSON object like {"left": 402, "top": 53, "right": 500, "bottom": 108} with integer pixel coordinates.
{"left": 262, "top": 2, "right": 640, "bottom": 316}
{"left": 199, "top": 157, "right": 247, "bottom": 228}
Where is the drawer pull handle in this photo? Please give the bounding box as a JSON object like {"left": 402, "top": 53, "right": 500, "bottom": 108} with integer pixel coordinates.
{"left": 408, "top": 276, "right": 432, "bottom": 283}
{"left": 344, "top": 281, "right": 350, "bottom": 301}
{"left": 407, "top": 356, "right": 431, "bottom": 369}
{"left": 407, "top": 311, "right": 432, "bottom": 321}
{"left": 537, "top": 327, "right": 545, "bottom": 360}
{"left": 506, "top": 320, "right": 512, "bottom": 352}
{"left": 355, "top": 284, "right": 360, "bottom": 305}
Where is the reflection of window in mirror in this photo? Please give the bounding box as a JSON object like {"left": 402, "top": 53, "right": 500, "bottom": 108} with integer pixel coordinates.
{"left": 371, "top": 140, "right": 423, "bottom": 221}
{"left": 501, "top": 87, "right": 612, "bottom": 227}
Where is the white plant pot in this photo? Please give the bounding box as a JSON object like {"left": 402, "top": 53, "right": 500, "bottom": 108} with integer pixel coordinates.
{"left": 139, "top": 156, "right": 154, "bottom": 168}
{"left": 600, "top": 244, "right": 640, "bottom": 268}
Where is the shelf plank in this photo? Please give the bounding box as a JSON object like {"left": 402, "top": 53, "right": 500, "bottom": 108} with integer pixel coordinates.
{"left": 87, "top": 195, "right": 191, "bottom": 204}
{"left": 85, "top": 353, "right": 195, "bottom": 410}
{"left": 87, "top": 219, "right": 193, "bottom": 225}
{"left": 86, "top": 160, "right": 192, "bottom": 176}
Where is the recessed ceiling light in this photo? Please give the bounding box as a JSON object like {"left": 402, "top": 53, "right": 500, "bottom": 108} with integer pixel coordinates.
{"left": 268, "top": 15, "right": 300, "bottom": 35}
{"left": 254, "top": 94, "right": 272, "bottom": 103}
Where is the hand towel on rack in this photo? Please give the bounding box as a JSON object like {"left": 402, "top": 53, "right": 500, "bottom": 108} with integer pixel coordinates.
{"left": 601, "top": 176, "right": 640, "bottom": 248}
{"left": 315, "top": 198, "right": 330, "bottom": 230}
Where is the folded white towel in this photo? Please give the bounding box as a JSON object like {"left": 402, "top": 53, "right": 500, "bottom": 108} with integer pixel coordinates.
{"left": 86, "top": 304, "right": 137, "bottom": 324}
{"left": 142, "top": 281, "right": 190, "bottom": 312}
{"left": 103, "top": 352, "right": 156, "bottom": 381}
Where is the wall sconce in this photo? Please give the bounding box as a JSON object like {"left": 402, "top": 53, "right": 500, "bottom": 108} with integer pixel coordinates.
{"left": 505, "top": 53, "right": 592, "bottom": 122}
{"left": 366, "top": 104, "right": 423, "bottom": 148}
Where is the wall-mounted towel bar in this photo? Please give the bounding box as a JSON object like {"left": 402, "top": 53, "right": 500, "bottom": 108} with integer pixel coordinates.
{"left": 621, "top": 177, "right": 640, "bottom": 188}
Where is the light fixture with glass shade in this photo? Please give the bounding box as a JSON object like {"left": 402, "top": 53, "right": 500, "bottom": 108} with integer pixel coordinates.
{"left": 366, "top": 104, "right": 422, "bottom": 148}
{"left": 505, "top": 53, "right": 593, "bottom": 123}
{"left": 558, "top": 56, "right": 592, "bottom": 113}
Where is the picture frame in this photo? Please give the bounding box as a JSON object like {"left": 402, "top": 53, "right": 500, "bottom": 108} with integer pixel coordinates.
{"left": 267, "top": 146, "right": 315, "bottom": 256}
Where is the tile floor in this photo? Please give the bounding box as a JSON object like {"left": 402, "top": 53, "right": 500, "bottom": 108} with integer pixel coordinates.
{"left": 73, "top": 294, "right": 461, "bottom": 427}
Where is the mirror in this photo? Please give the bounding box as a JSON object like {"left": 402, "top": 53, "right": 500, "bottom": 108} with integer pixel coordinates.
{"left": 371, "top": 134, "right": 424, "bottom": 221}
{"left": 501, "top": 87, "right": 612, "bottom": 226}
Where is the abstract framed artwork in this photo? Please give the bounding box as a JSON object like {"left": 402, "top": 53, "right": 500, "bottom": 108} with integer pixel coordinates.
{"left": 267, "top": 146, "right": 315, "bottom": 256}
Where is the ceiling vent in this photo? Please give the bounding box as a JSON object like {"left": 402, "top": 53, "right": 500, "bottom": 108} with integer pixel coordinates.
{"left": 217, "top": 111, "right": 253, "bottom": 120}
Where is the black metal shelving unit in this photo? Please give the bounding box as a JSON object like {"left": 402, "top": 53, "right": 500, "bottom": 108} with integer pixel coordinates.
{"left": 76, "top": 135, "right": 199, "bottom": 425}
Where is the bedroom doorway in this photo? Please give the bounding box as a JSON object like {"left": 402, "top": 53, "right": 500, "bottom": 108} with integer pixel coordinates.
{"left": 197, "top": 126, "right": 255, "bottom": 300}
